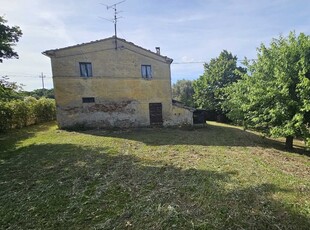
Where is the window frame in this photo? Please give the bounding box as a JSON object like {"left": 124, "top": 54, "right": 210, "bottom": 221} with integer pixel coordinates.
{"left": 141, "top": 65, "right": 152, "bottom": 79}
{"left": 79, "top": 62, "right": 93, "bottom": 77}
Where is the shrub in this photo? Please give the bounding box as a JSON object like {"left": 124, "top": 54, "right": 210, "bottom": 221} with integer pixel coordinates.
{"left": 0, "top": 97, "right": 56, "bottom": 132}
{"left": 10, "top": 100, "right": 29, "bottom": 128}
{"left": 23, "top": 96, "right": 37, "bottom": 125}
{"left": 0, "top": 101, "right": 13, "bottom": 132}
{"left": 33, "top": 98, "right": 56, "bottom": 123}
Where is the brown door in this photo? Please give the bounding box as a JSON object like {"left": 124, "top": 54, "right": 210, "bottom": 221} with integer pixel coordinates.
{"left": 149, "top": 103, "right": 163, "bottom": 126}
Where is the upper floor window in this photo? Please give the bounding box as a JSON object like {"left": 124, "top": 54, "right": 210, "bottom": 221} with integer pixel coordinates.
{"left": 141, "top": 65, "right": 152, "bottom": 79}
{"left": 80, "top": 62, "right": 92, "bottom": 77}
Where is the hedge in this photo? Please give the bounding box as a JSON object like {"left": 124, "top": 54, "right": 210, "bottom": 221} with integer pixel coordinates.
{"left": 0, "top": 97, "right": 56, "bottom": 132}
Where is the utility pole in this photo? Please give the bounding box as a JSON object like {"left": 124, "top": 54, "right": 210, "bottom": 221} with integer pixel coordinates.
{"left": 101, "top": 0, "right": 126, "bottom": 49}
{"left": 39, "top": 72, "right": 46, "bottom": 90}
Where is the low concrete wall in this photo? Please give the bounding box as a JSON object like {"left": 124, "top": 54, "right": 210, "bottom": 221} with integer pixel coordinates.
{"left": 165, "top": 105, "right": 193, "bottom": 126}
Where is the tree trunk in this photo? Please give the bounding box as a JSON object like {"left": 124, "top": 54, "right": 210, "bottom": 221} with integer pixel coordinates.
{"left": 285, "top": 136, "right": 294, "bottom": 150}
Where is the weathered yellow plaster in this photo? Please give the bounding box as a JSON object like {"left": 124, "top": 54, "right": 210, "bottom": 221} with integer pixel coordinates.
{"left": 43, "top": 37, "right": 193, "bottom": 128}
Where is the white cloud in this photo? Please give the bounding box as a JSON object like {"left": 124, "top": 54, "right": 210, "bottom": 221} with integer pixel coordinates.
{"left": 0, "top": 0, "right": 309, "bottom": 90}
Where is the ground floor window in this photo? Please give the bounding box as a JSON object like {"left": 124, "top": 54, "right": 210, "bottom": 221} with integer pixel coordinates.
{"left": 82, "top": 97, "right": 95, "bottom": 103}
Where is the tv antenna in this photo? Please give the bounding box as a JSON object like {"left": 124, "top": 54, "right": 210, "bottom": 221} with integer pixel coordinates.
{"left": 101, "top": 0, "right": 126, "bottom": 49}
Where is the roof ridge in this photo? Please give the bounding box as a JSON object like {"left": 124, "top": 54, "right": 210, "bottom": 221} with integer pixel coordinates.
{"left": 42, "top": 36, "right": 173, "bottom": 63}
{"left": 42, "top": 36, "right": 114, "bottom": 53}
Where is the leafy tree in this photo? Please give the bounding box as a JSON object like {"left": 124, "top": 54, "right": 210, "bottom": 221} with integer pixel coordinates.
{"left": 0, "top": 76, "right": 23, "bottom": 101}
{"left": 172, "top": 79, "right": 195, "bottom": 107}
{"left": 224, "top": 32, "right": 310, "bottom": 149}
{"left": 0, "top": 16, "right": 22, "bottom": 63}
{"left": 23, "top": 88, "right": 55, "bottom": 99}
{"left": 193, "top": 50, "right": 246, "bottom": 113}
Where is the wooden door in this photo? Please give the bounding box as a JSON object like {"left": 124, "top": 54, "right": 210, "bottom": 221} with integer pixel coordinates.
{"left": 149, "top": 103, "right": 163, "bottom": 126}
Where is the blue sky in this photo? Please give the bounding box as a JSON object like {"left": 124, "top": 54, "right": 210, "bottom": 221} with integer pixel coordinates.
{"left": 1, "top": 0, "right": 309, "bottom": 90}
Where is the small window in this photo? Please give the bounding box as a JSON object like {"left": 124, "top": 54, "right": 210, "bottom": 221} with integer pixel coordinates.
{"left": 141, "top": 65, "right": 152, "bottom": 79}
{"left": 82, "top": 97, "right": 95, "bottom": 103}
{"left": 80, "top": 62, "right": 92, "bottom": 77}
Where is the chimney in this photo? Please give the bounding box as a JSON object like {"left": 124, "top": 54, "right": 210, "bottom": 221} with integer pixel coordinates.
{"left": 155, "top": 47, "right": 160, "bottom": 55}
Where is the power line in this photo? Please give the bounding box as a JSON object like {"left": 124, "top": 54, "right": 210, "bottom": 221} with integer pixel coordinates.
{"left": 173, "top": 61, "right": 205, "bottom": 64}
{"left": 1, "top": 71, "right": 52, "bottom": 78}
{"left": 172, "top": 59, "right": 257, "bottom": 65}
{"left": 0, "top": 74, "right": 52, "bottom": 78}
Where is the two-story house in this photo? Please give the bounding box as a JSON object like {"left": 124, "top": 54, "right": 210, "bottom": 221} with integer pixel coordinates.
{"left": 43, "top": 37, "right": 193, "bottom": 129}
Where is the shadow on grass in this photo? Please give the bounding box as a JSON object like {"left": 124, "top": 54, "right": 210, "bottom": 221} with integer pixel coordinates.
{"left": 1, "top": 143, "right": 309, "bottom": 229}
{"left": 81, "top": 122, "right": 309, "bottom": 156}
{"left": 0, "top": 121, "right": 55, "bottom": 154}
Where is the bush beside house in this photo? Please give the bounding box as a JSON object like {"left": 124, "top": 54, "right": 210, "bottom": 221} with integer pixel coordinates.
{"left": 0, "top": 97, "right": 56, "bottom": 132}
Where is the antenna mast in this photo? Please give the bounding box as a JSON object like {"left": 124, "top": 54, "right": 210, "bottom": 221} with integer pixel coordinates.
{"left": 102, "top": 0, "right": 126, "bottom": 49}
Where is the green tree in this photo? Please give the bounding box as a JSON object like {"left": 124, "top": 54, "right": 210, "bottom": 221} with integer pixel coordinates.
{"left": 0, "top": 16, "right": 22, "bottom": 63}
{"left": 224, "top": 32, "right": 310, "bottom": 149}
{"left": 23, "top": 88, "right": 55, "bottom": 99}
{"left": 0, "top": 76, "right": 23, "bottom": 101}
{"left": 172, "top": 79, "right": 195, "bottom": 107}
{"left": 193, "top": 50, "right": 246, "bottom": 113}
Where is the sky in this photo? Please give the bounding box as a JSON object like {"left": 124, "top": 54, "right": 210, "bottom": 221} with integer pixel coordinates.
{"left": 1, "top": 0, "right": 309, "bottom": 91}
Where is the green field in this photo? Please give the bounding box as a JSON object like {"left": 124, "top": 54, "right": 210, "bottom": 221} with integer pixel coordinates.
{"left": 0, "top": 122, "right": 309, "bottom": 229}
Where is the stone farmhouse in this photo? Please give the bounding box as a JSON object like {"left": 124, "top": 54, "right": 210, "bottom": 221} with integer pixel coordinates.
{"left": 43, "top": 37, "right": 193, "bottom": 129}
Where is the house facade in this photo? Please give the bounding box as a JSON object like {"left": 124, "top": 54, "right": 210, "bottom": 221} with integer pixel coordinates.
{"left": 43, "top": 37, "right": 193, "bottom": 129}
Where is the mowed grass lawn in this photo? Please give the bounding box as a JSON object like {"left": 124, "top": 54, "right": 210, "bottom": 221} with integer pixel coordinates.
{"left": 0, "top": 122, "right": 309, "bottom": 229}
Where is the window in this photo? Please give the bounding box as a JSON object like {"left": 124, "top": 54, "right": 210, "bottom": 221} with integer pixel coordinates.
{"left": 141, "top": 65, "right": 152, "bottom": 79}
{"left": 80, "top": 62, "right": 92, "bottom": 77}
{"left": 82, "top": 97, "right": 95, "bottom": 103}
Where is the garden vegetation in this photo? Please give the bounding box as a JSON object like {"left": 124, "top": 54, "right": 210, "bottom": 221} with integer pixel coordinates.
{"left": 0, "top": 77, "right": 56, "bottom": 132}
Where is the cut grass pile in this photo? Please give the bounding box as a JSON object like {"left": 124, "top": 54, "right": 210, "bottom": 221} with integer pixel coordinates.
{"left": 0, "top": 121, "right": 309, "bottom": 229}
